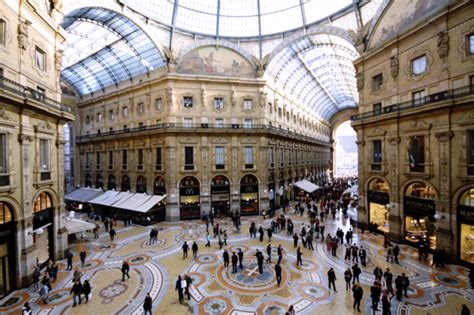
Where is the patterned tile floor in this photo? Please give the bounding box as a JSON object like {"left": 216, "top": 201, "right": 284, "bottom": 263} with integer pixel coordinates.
{"left": 1, "top": 208, "right": 473, "bottom": 315}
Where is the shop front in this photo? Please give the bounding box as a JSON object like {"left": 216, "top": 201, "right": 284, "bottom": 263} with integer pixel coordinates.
{"left": 107, "top": 174, "right": 116, "bottom": 190}
{"left": 121, "top": 175, "right": 130, "bottom": 191}
{"left": 403, "top": 181, "right": 437, "bottom": 250}
{"left": 210, "top": 175, "right": 230, "bottom": 217}
{"left": 268, "top": 173, "right": 275, "bottom": 211}
{"left": 240, "top": 174, "right": 259, "bottom": 215}
{"left": 33, "top": 192, "right": 55, "bottom": 265}
{"left": 179, "top": 176, "right": 200, "bottom": 220}
{"left": 367, "top": 178, "right": 390, "bottom": 234}
{"left": 0, "top": 202, "right": 15, "bottom": 297}
{"left": 458, "top": 188, "right": 474, "bottom": 266}
{"left": 278, "top": 172, "right": 285, "bottom": 207}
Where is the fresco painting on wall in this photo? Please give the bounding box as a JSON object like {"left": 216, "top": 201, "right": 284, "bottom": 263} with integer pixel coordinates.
{"left": 369, "top": 0, "right": 451, "bottom": 49}
{"left": 177, "top": 46, "right": 255, "bottom": 78}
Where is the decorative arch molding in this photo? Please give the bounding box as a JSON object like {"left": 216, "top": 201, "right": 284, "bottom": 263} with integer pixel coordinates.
{"left": 238, "top": 173, "right": 261, "bottom": 185}
{"left": 31, "top": 188, "right": 60, "bottom": 213}
{"left": 175, "top": 40, "right": 258, "bottom": 72}
{"left": 209, "top": 175, "right": 232, "bottom": 187}
{"left": 399, "top": 179, "right": 439, "bottom": 200}
{"left": 452, "top": 184, "right": 474, "bottom": 207}
{"left": 0, "top": 197, "right": 21, "bottom": 222}
{"left": 365, "top": 175, "right": 392, "bottom": 192}
{"left": 330, "top": 108, "right": 359, "bottom": 131}
{"left": 265, "top": 26, "right": 355, "bottom": 67}
{"left": 177, "top": 175, "right": 201, "bottom": 188}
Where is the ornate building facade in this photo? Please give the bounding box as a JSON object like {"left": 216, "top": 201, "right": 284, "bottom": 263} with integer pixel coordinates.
{"left": 352, "top": 0, "right": 474, "bottom": 266}
{"left": 0, "top": 0, "right": 73, "bottom": 294}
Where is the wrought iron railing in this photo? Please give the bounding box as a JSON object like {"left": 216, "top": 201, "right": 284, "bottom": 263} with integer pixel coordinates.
{"left": 351, "top": 84, "right": 474, "bottom": 121}
{"left": 0, "top": 76, "right": 72, "bottom": 114}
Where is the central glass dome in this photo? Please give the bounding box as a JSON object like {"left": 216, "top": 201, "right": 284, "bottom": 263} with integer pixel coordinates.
{"left": 120, "top": 0, "right": 352, "bottom": 38}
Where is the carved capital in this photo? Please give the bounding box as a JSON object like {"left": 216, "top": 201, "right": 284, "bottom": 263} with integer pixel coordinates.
{"left": 18, "top": 134, "right": 33, "bottom": 143}
{"left": 435, "top": 131, "right": 453, "bottom": 142}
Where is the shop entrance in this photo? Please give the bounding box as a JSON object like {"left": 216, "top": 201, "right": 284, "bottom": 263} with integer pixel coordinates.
{"left": 210, "top": 175, "right": 230, "bottom": 217}
{"left": 33, "top": 192, "right": 54, "bottom": 265}
{"left": 0, "top": 202, "right": 15, "bottom": 297}
{"left": 240, "top": 174, "right": 259, "bottom": 215}
{"left": 179, "top": 176, "right": 200, "bottom": 220}
{"left": 458, "top": 188, "right": 474, "bottom": 266}
{"left": 367, "top": 178, "right": 390, "bottom": 234}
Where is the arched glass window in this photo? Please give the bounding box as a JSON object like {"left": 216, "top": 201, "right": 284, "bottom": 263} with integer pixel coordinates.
{"left": 405, "top": 181, "right": 437, "bottom": 200}
{"left": 85, "top": 173, "right": 92, "bottom": 187}
{"left": 153, "top": 176, "right": 166, "bottom": 195}
{"left": 108, "top": 174, "right": 116, "bottom": 190}
{"left": 137, "top": 176, "right": 147, "bottom": 193}
{"left": 0, "top": 202, "right": 13, "bottom": 224}
{"left": 459, "top": 188, "right": 474, "bottom": 207}
{"left": 33, "top": 192, "right": 52, "bottom": 213}
{"left": 121, "top": 175, "right": 130, "bottom": 191}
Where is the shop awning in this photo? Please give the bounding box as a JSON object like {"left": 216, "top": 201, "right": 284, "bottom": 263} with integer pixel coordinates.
{"left": 294, "top": 180, "right": 320, "bottom": 193}
{"left": 64, "top": 218, "right": 96, "bottom": 234}
{"left": 64, "top": 187, "right": 104, "bottom": 203}
{"left": 104, "top": 191, "right": 135, "bottom": 206}
{"left": 343, "top": 186, "right": 359, "bottom": 195}
{"left": 89, "top": 190, "right": 121, "bottom": 206}
{"left": 133, "top": 195, "right": 166, "bottom": 213}
{"left": 114, "top": 193, "right": 153, "bottom": 211}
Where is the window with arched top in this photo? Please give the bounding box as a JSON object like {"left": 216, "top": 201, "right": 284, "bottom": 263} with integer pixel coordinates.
{"left": 368, "top": 178, "right": 390, "bottom": 192}
{"left": 121, "top": 175, "right": 130, "bottom": 191}
{"left": 85, "top": 173, "right": 92, "bottom": 187}
{"left": 137, "top": 176, "right": 147, "bottom": 193}
{"left": 33, "top": 192, "right": 52, "bottom": 213}
{"left": 108, "top": 174, "right": 116, "bottom": 190}
{"left": 459, "top": 188, "right": 474, "bottom": 207}
{"left": 405, "top": 181, "right": 437, "bottom": 200}
{"left": 153, "top": 176, "right": 166, "bottom": 195}
{"left": 96, "top": 174, "right": 104, "bottom": 188}
{"left": 0, "top": 202, "right": 13, "bottom": 224}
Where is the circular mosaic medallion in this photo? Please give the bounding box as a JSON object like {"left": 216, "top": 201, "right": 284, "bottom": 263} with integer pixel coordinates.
{"left": 264, "top": 305, "right": 286, "bottom": 315}
{"left": 99, "top": 280, "right": 129, "bottom": 304}
{"left": 435, "top": 275, "right": 460, "bottom": 286}
{"left": 203, "top": 299, "right": 227, "bottom": 314}
{"left": 79, "top": 259, "right": 102, "bottom": 271}
{"left": 303, "top": 285, "right": 325, "bottom": 298}
{"left": 142, "top": 238, "right": 165, "bottom": 248}
{"left": 186, "top": 272, "right": 206, "bottom": 287}
{"left": 227, "top": 244, "right": 251, "bottom": 254}
{"left": 0, "top": 292, "right": 29, "bottom": 310}
{"left": 95, "top": 243, "right": 117, "bottom": 252}
{"left": 128, "top": 254, "right": 150, "bottom": 265}
{"left": 293, "top": 259, "right": 318, "bottom": 271}
{"left": 196, "top": 253, "right": 218, "bottom": 265}
{"left": 177, "top": 233, "right": 199, "bottom": 242}
{"left": 296, "top": 282, "right": 330, "bottom": 302}
{"left": 44, "top": 289, "right": 71, "bottom": 306}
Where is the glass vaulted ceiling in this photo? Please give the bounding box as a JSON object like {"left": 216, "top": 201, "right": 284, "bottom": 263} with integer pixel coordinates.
{"left": 120, "top": 0, "right": 353, "bottom": 38}
{"left": 60, "top": 7, "right": 166, "bottom": 96}
{"left": 266, "top": 34, "right": 359, "bottom": 120}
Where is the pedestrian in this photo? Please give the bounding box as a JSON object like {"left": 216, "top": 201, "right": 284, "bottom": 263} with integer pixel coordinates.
{"left": 296, "top": 247, "right": 303, "bottom": 266}
{"left": 206, "top": 232, "right": 211, "bottom": 247}
{"left": 121, "top": 260, "right": 130, "bottom": 281}
{"left": 231, "top": 252, "right": 238, "bottom": 274}
{"left": 192, "top": 241, "right": 198, "bottom": 259}
{"left": 66, "top": 251, "right": 74, "bottom": 271}
{"left": 352, "top": 263, "right": 361, "bottom": 284}
{"left": 386, "top": 245, "right": 394, "bottom": 263}
{"left": 143, "top": 292, "right": 153, "bottom": 315}
{"left": 256, "top": 250, "right": 264, "bottom": 274}
{"left": 70, "top": 280, "right": 83, "bottom": 307}
{"left": 80, "top": 248, "right": 87, "bottom": 267}
{"left": 218, "top": 233, "right": 223, "bottom": 249}
{"left": 109, "top": 227, "right": 116, "bottom": 241}
{"left": 275, "top": 263, "right": 282, "bottom": 286}
{"left": 401, "top": 273, "right": 410, "bottom": 298}
{"left": 395, "top": 275, "right": 403, "bottom": 301}
{"left": 32, "top": 266, "right": 41, "bottom": 291}
{"left": 374, "top": 266, "right": 383, "bottom": 282}
{"left": 259, "top": 226, "right": 264, "bottom": 242}
{"left": 175, "top": 275, "right": 184, "bottom": 303}
{"left": 344, "top": 268, "right": 353, "bottom": 291}
{"left": 182, "top": 241, "right": 189, "bottom": 259}
{"left": 266, "top": 243, "right": 272, "bottom": 263}
{"left": 82, "top": 280, "right": 91, "bottom": 303}
{"left": 238, "top": 248, "right": 244, "bottom": 269}
{"left": 93, "top": 223, "right": 99, "bottom": 239}
{"left": 223, "top": 231, "right": 228, "bottom": 246}
{"left": 277, "top": 244, "right": 283, "bottom": 265}
{"left": 352, "top": 283, "right": 363, "bottom": 312}
{"left": 149, "top": 229, "right": 155, "bottom": 245}
{"left": 223, "top": 249, "right": 230, "bottom": 268}
{"left": 370, "top": 281, "right": 381, "bottom": 312}
{"left": 393, "top": 245, "right": 400, "bottom": 264}
{"left": 267, "top": 227, "right": 273, "bottom": 242}
{"left": 50, "top": 262, "right": 58, "bottom": 282}
{"left": 22, "top": 302, "right": 32, "bottom": 315}
{"left": 328, "top": 267, "right": 337, "bottom": 292}
{"left": 382, "top": 289, "right": 391, "bottom": 315}
{"left": 461, "top": 304, "right": 471, "bottom": 315}
{"left": 383, "top": 268, "right": 393, "bottom": 294}
{"left": 288, "top": 305, "right": 296, "bottom": 315}
{"left": 184, "top": 275, "right": 192, "bottom": 300}
{"left": 39, "top": 283, "right": 50, "bottom": 305}
{"left": 293, "top": 233, "right": 299, "bottom": 248}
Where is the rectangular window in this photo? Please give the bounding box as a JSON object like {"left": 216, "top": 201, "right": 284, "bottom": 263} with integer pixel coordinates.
{"left": 138, "top": 102, "right": 144, "bottom": 114}
{"left": 468, "top": 33, "right": 474, "bottom": 55}
{"left": 372, "top": 74, "right": 383, "bottom": 91}
{"left": 214, "top": 97, "right": 224, "bottom": 110}
{"left": 183, "top": 118, "right": 193, "bottom": 128}
{"left": 373, "top": 103, "right": 382, "bottom": 115}
{"left": 215, "top": 118, "right": 224, "bottom": 128}
{"left": 244, "top": 146, "right": 254, "bottom": 168}
{"left": 85, "top": 152, "right": 90, "bottom": 169}
{"left": 97, "top": 113, "right": 102, "bottom": 123}
{"left": 468, "top": 131, "right": 474, "bottom": 176}
{"left": 0, "top": 20, "right": 6, "bottom": 46}
{"left": 215, "top": 146, "right": 225, "bottom": 169}
{"left": 412, "top": 90, "right": 425, "bottom": 106}
{"left": 122, "top": 107, "right": 128, "bottom": 117}
{"left": 288, "top": 149, "right": 292, "bottom": 166}
{"left": 243, "top": 119, "right": 252, "bottom": 129}
{"left": 96, "top": 152, "right": 101, "bottom": 169}
{"left": 35, "top": 47, "right": 46, "bottom": 71}
{"left": 108, "top": 110, "right": 114, "bottom": 121}
{"left": 409, "top": 136, "right": 425, "bottom": 173}
{"left": 122, "top": 150, "right": 128, "bottom": 170}
{"left": 243, "top": 99, "right": 253, "bottom": 110}
{"left": 268, "top": 147, "right": 274, "bottom": 168}
{"left": 372, "top": 140, "right": 382, "bottom": 170}
{"left": 411, "top": 55, "right": 427, "bottom": 75}
{"left": 35, "top": 86, "right": 45, "bottom": 101}
{"left": 137, "top": 149, "right": 144, "bottom": 170}
{"left": 280, "top": 148, "right": 284, "bottom": 167}
{"left": 185, "top": 146, "right": 194, "bottom": 170}
{"left": 155, "top": 147, "right": 162, "bottom": 171}
{"left": 183, "top": 96, "right": 193, "bottom": 108}
{"left": 155, "top": 98, "right": 163, "bottom": 111}
{"left": 0, "top": 133, "right": 8, "bottom": 186}
{"left": 40, "top": 139, "right": 50, "bottom": 180}
{"left": 108, "top": 151, "right": 113, "bottom": 170}
{"left": 138, "top": 122, "right": 145, "bottom": 130}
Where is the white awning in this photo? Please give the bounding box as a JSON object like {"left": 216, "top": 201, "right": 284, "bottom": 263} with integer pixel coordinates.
{"left": 114, "top": 193, "right": 152, "bottom": 211}
{"left": 294, "top": 180, "right": 320, "bottom": 193}
{"left": 64, "top": 218, "right": 96, "bottom": 234}
{"left": 89, "top": 190, "right": 120, "bottom": 205}
{"left": 99, "top": 191, "right": 135, "bottom": 207}
{"left": 65, "top": 187, "right": 104, "bottom": 203}
{"left": 134, "top": 195, "right": 166, "bottom": 213}
{"left": 343, "top": 186, "right": 359, "bottom": 195}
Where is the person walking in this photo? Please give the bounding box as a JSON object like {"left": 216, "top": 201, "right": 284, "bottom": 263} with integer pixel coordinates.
{"left": 393, "top": 245, "right": 400, "bottom": 264}
{"left": 82, "top": 280, "right": 91, "bottom": 303}
{"left": 370, "top": 281, "right": 382, "bottom": 312}
{"left": 344, "top": 268, "right": 353, "bottom": 291}
{"left": 182, "top": 241, "right": 189, "bottom": 259}
{"left": 395, "top": 275, "right": 403, "bottom": 301}
{"left": 258, "top": 226, "right": 264, "bottom": 242}
{"left": 381, "top": 289, "right": 391, "bottom": 315}
{"left": 205, "top": 233, "right": 211, "bottom": 247}
{"left": 401, "top": 273, "right": 410, "bottom": 298}
{"left": 267, "top": 227, "right": 273, "bottom": 242}
{"left": 231, "top": 252, "right": 238, "bottom": 274}
{"left": 287, "top": 305, "right": 296, "bottom": 315}
{"left": 293, "top": 233, "right": 299, "bottom": 248}
{"left": 223, "top": 250, "right": 230, "bottom": 268}
{"left": 66, "top": 251, "right": 74, "bottom": 271}
{"left": 175, "top": 275, "right": 184, "bottom": 303}
{"left": 184, "top": 275, "right": 193, "bottom": 300}
{"left": 192, "top": 241, "right": 198, "bottom": 260}
{"left": 121, "top": 260, "right": 130, "bottom": 281}
{"left": 238, "top": 248, "right": 244, "bottom": 269}
{"left": 352, "top": 283, "right": 363, "bottom": 312}
{"left": 70, "top": 280, "right": 83, "bottom": 307}
{"left": 22, "top": 302, "right": 32, "bottom": 315}
{"left": 328, "top": 267, "right": 337, "bottom": 292}
{"left": 79, "top": 248, "right": 87, "bottom": 267}
{"left": 383, "top": 268, "right": 394, "bottom": 294}
{"left": 461, "top": 304, "right": 471, "bottom": 315}
{"left": 256, "top": 250, "right": 264, "bottom": 274}
{"left": 277, "top": 244, "right": 283, "bottom": 265}
{"left": 359, "top": 246, "right": 367, "bottom": 267}
{"left": 109, "top": 227, "right": 116, "bottom": 241}
{"left": 32, "top": 266, "right": 41, "bottom": 291}
{"left": 266, "top": 243, "right": 272, "bottom": 263}
{"left": 296, "top": 247, "right": 303, "bottom": 266}
{"left": 275, "top": 263, "right": 282, "bottom": 286}
{"left": 352, "top": 263, "right": 361, "bottom": 284}
{"left": 143, "top": 292, "right": 153, "bottom": 315}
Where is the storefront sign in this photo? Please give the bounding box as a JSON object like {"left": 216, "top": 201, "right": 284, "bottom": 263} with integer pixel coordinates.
{"left": 403, "top": 196, "right": 435, "bottom": 216}
{"left": 180, "top": 187, "right": 199, "bottom": 196}
{"left": 459, "top": 205, "right": 474, "bottom": 224}
{"left": 367, "top": 190, "right": 390, "bottom": 205}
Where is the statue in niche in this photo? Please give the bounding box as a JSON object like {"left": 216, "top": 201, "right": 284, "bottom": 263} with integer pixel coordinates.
{"left": 259, "top": 91, "right": 268, "bottom": 108}
{"left": 163, "top": 46, "right": 178, "bottom": 72}
{"left": 166, "top": 87, "right": 174, "bottom": 107}
{"left": 390, "top": 56, "right": 399, "bottom": 78}
{"left": 437, "top": 31, "right": 449, "bottom": 59}
{"left": 54, "top": 49, "right": 63, "bottom": 71}
{"left": 356, "top": 71, "right": 364, "bottom": 91}
{"left": 52, "top": 0, "right": 63, "bottom": 12}
{"left": 230, "top": 90, "right": 236, "bottom": 107}
{"left": 18, "top": 20, "right": 31, "bottom": 50}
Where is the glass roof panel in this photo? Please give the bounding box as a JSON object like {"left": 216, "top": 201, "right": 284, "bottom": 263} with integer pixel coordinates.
{"left": 303, "top": 0, "right": 352, "bottom": 24}
{"left": 260, "top": 0, "right": 303, "bottom": 35}
{"left": 175, "top": 0, "right": 218, "bottom": 35}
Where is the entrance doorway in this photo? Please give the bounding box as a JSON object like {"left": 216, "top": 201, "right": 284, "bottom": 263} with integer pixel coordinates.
{"left": 179, "top": 176, "right": 200, "bottom": 220}
{"left": 210, "top": 175, "right": 230, "bottom": 217}
{"left": 33, "top": 192, "right": 54, "bottom": 265}
{"left": 0, "top": 202, "right": 15, "bottom": 297}
{"left": 240, "top": 174, "right": 259, "bottom": 215}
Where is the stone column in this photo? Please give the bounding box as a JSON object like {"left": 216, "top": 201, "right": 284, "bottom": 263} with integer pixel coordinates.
{"left": 166, "top": 143, "right": 179, "bottom": 221}
{"left": 388, "top": 137, "right": 403, "bottom": 242}
{"left": 231, "top": 145, "right": 240, "bottom": 214}
{"left": 435, "top": 131, "right": 454, "bottom": 262}
{"left": 55, "top": 138, "right": 67, "bottom": 260}
{"left": 201, "top": 143, "right": 210, "bottom": 216}
{"left": 355, "top": 140, "right": 366, "bottom": 225}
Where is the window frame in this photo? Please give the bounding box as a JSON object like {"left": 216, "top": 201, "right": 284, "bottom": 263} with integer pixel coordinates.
{"left": 213, "top": 97, "right": 224, "bottom": 110}
{"left": 108, "top": 151, "right": 114, "bottom": 170}
{"left": 0, "top": 19, "right": 5, "bottom": 46}
{"left": 467, "top": 33, "right": 474, "bottom": 55}
{"left": 155, "top": 147, "right": 162, "bottom": 171}
{"left": 409, "top": 135, "right": 425, "bottom": 173}
{"left": 184, "top": 146, "right": 194, "bottom": 170}
{"left": 215, "top": 146, "right": 225, "bottom": 169}
{"left": 137, "top": 148, "right": 144, "bottom": 170}
{"left": 34, "top": 46, "right": 46, "bottom": 71}
{"left": 183, "top": 96, "right": 193, "bottom": 108}
{"left": 243, "top": 118, "right": 252, "bottom": 129}
{"left": 183, "top": 118, "right": 193, "bottom": 128}
{"left": 122, "top": 149, "right": 128, "bottom": 170}
{"left": 155, "top": 98, "right": 163, "bottom": 111}
{"left": 411, "top": 54, "right": 427, "bottom": 76}
{"left": 95, "top": 151, "right": 101, "bottom": 170}
{"left": 243, "top": 99, "right": 253, "bottom": 111}
{"left": 244, "top": 146, "right": 254, "bottom": 168}
{"left": 372, "top": 140, "right": 382, "bottom": 170}
{"left": 468, "top": 130, "right": 474, "bottom": 176}
{"left": 371, "top": 73, "right": 383, "bottom": 91}
{"left": 122, "top": 106, "right": 129, "bottom": 117}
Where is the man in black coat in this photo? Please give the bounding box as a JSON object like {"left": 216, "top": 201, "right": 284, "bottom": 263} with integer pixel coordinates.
{"left": 191, "top": 241, "right": 198, "bottom": 259}
{"left": 66, "top": 251, "right": 74, "bottom": 271}
{"left": 175, "top": 276, "right": 184, "bottom": 303}
{"left": 395, "top": 275, "right": 403, "bottom": 301}
{"left": 383, "top": 268, "right": 393, "bottom": 294}
{"left": 352, "top": 263, "right": 361, "bottom": 284}
{"left": 258, "top": 226, "right": 264, "bottom": 242}
{"left": 328, "top": 268, "right": 337, "bottom": 292}
{"left": 182, "top": 241, "right": 189, "bottom": 259}
{"left": 122, "top": 261, "right": 130, "bottom": 281}
{"left": 352, "top": 283, "right": 363, "bottom": 312}
{"left": 275, "top": 263, "right": 282, "bottom": 286}
{"left": 70, "top": 280, "right": 83, "bottom": 307}
{"left": 370, "top": 282, "right": 382, "bottom": 311}
{"left": 277, "top": 245, "right": 283, "bottom": 265}
{"left": 401, "top": 273, "right": 410, "bottom": 298}
{"left": 238, "top": 249, "right": 244, "bottom": 269}
{"left": 223, "top": 250, "right": 230, "bottom": 268}
{"left": 143, "top": 292, "right": 152, "bottom": 315}
{"left": 266, "top": 244, "right": 272, "bottom": 263}
{"left": 296, "top": 247, "right": 303, "bottom": 266}
{"left": 231, "top": 252, "right": 238, "bottom": 274}
{"left": 256, "top": 250, "right": 264, "bottom": 274}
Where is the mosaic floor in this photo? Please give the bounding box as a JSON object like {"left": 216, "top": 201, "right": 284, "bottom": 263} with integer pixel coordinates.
{"left": 1, "top": 208, "right": 473, "bottom": 315}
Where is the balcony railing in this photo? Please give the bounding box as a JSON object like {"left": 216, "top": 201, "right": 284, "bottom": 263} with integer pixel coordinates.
{"left": 0, "top": 76, "right": 72, "bottom": 114}
{"left": 76, "top": 123, "right": 329, "bottom": 146}
{"left": 351, "top": 84, "right": 474, "bottom": 121}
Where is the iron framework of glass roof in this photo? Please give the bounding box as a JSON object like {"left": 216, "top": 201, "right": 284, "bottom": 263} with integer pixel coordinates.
{"left": 120, "top": 0, "right": 353, "bottom": 38}
{"left": 60, "top": 7, "right": 166, "bottom": 96}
